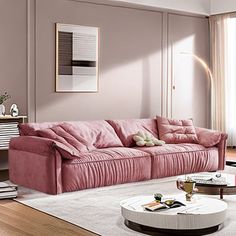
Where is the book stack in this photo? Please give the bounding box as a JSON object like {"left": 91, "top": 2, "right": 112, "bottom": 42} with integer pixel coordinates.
{"left": 0, "top": 122, "right": 19, "bottom": 150}
{"left": 142, "top": 200, "right": 185, "bottom": 211}
{"left": 0, "top": 182, "right": 17, "bottom": 199}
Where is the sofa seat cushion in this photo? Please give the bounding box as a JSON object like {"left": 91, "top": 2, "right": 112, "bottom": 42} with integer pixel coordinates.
{"left": 61, "top": 147, "right": 151, "bottom": 192}
{"left": 107, "top": 119, "right": 158, "bottom": 147}
{"left": 135, "top": 144, "right": 219, "bottom": 178}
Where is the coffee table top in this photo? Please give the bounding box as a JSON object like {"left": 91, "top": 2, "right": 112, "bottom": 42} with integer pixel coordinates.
{"left": 120, "top": 195, "right": 227, "bottom": 230}
{"left": 184, "top": 173, "right": 236, "bottom": 188}
{"left": 177, "top": 172, "right": 236, "bottom": 199}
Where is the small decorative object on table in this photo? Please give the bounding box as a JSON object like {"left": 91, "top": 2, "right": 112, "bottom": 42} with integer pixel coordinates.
{"left": 154, "top": 193, "right": 163, "bottom": 202}
{"left": 0, "top": 92, "right": 11, "bottom": 116}
{"left": 176, "top": 176, "right": 197, "bottom": 201}
{"left": 10, "top": 104, "right": 19, "bottom": 117}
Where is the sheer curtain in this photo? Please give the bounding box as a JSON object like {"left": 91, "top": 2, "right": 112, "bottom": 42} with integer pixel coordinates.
{"left": 226, "top": 16, "right": 236, "bottom": 146}
{"left": 209, "top": 14, "right": 229, "bottom": 132}
{"left": 210, "top": 14, "right": 236, "bottom": 146}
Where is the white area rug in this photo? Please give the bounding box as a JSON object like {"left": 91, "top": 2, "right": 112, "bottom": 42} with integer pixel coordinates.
{"left": 15, "top": 167, "right": 236, "bottom": 236}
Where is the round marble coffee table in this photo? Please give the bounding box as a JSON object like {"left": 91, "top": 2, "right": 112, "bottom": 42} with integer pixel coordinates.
{"left": 120, "top": 195, "right": 227, "bottom": 235}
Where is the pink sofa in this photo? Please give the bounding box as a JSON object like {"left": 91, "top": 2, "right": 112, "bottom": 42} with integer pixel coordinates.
{"left": 9, "top": 119, "right": 227, "bottom": 194}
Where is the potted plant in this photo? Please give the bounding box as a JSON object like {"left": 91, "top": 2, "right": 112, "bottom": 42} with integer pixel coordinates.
{"left": 0, "top": 92, "right": 11, "bottom": 116}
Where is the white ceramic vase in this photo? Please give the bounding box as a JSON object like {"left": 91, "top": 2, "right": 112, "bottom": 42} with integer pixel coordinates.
{"left": 0, "top": 104, "right": 5, "bottom": 116}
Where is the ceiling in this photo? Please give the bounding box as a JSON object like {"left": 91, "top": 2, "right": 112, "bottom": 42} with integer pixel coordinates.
{"left": 110, "top": 0, "right": 236, "bottom": 16}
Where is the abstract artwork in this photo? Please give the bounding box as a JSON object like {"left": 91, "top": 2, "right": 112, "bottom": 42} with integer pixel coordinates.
{"left": 56, "top": 23, "right": 99, "bottom": 92}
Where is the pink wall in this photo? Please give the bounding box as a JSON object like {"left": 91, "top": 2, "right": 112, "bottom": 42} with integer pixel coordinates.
{"left": 0, "top": 0, "right": 27, "bottom": 115}
{"left": 1, "top": 0, "right": 210, "bottom": 127}
{"left": 35, "top": 0, "right": 162, "bottom": 122}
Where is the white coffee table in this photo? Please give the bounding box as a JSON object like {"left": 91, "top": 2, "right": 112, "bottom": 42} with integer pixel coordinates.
{"left": 120, "top": 195, "right": 227, "bottom": 235}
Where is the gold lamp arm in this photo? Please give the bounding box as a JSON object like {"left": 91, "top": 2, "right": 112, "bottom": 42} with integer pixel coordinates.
{"left": 180, "top": 52, "right": 214, "bottom": 129}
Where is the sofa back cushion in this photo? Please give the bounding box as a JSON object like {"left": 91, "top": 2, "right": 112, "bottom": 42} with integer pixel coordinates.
{"left": 62, "top": 121, "right": 123, "bottom": 148}
{"left": 20, "top": 120, "right": 123, "bottom": 149}
{"left": 156, "top": 116, "right": 198, "bottom": 144}
{"left": 107, "top": 119, "right": 158, "bottom": 147}
{"left": 19, "top": 122, "right": 61, "bottom": 136}
{"left": 37, "top": 125, "right": 89, "bottom": 153}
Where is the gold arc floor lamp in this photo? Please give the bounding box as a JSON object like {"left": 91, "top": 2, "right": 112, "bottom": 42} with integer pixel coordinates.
{"left": 180, "top": 52, "right": 214, "bottom": 129}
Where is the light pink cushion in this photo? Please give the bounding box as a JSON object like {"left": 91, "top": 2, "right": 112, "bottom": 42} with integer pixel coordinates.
{"left": 37, "top": 126, "right": 88, "bottom": 151}
{"left": 37, "top": 125, "right": 89, "bottom": 159}
{"left": 156, "top": 116, "right": 198, "bottom": 144}
{"left": 66, "top": 121, "right": 123, "bottom": 148}
{"left": 19, "top": 122, "right": 61, "bottom": 136}
{"left": 53, "top": 142, "right": 85, "bottom": 160}
{"left": 19, "top": 120, "right": 123, "bottom": 149}
{"left": 107, "top": 119, "right": 158, "bottom": 147}
{"left": 195, "top": 127, "right": 222, "bottom": 147}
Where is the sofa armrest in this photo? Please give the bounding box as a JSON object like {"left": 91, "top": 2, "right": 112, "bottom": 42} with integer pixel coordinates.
{"left": 216, "top": 132, "right": 228, "bottom": 170}
{"left": 10, "top": 136, "right": 56, "bottom": 156}
{"left": 10, "top": 136, "right": 83, "bottom": 160}
{"left": 195, "top": 127, "right": 228, "bottom": 170}
{"left": 9, "top": 136, "right": 62, "bottom": 194}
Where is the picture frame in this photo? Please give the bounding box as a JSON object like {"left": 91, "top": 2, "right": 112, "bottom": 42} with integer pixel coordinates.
{"left": 55, "top": 23, "right": 99, "bottom": 92}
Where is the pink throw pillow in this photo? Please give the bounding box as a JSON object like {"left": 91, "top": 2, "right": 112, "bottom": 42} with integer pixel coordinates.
{"left": 19, "top": 120, "right": 123, "bottom": 149}
{"left": 37, "top": 125, "right": 89, "bottom": 159}
{"left": 195, "top": 127, "right": 222, "bottom": 147}
{"left": 37, "top": 126, "right": 89, "bottom": 152}
{"left": 53, "top": 141, "right": 83, "bottom": 160}
{"left": 107, "top": 119, "right": 158, "bottom": 147}
{"left": 156, "top": 116, "right": 198, "bottom": 144}
{"left": 19, "top": 122, "right": 61, "bottom": 136}
{"left": 64, "top": 121, "right": 123, "bottom": 148}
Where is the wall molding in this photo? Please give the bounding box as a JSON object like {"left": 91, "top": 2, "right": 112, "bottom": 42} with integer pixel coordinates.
{"left": 27, "top": 0, "right": 36, "bottom": 122}
{"left": 68, "top": 0, "right": 209, "bottom": 17}
{"left": 166, "top": 13, "right": 172, "bottom": 118}
{"left": 161, "top": 12, "right": 168, "bottom": 117}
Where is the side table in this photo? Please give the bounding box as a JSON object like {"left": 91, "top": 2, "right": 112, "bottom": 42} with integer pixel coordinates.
{"left": 0, "top": 115, "right": 27, "bottom": 173}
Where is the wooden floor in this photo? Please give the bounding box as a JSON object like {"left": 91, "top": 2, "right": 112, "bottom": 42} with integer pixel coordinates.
{"left": 0, "top": 171, "right": 98, "bottom": 236}
{"left": 0, "top": 201, "right": 98, "bottom": 236}
{"left": 0, "top": 148, "right": 235, "bottom": 236}
{"left": 226, "top": 148, "right": 236, "bottom": 161}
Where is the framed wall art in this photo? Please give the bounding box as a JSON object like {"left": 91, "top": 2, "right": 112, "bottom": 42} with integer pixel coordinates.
{"left": 56, "top": 23, "right": 99, "bottom": 92}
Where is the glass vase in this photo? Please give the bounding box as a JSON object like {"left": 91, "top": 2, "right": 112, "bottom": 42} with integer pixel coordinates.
{"left": 0, "top": 104, "right": 5, "bottom": 116}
